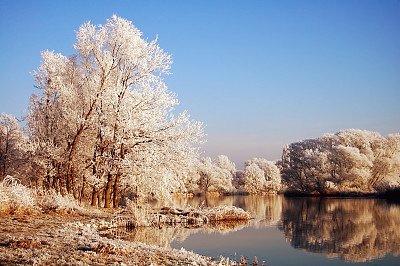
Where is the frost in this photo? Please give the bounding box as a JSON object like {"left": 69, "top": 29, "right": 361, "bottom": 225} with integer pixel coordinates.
{"left": 0, "top": 176, "right": 87, "bottom": 215}
{"left": 282, "top": 129, "right": 400, "bottom": 194}
{"left": 24, "top": 15, "right": 204, "bottom": 206}
{"left": 0, "top": 175, "right": 37, "bottom": 214}
{"left": 1, "top": 212, "right": 239, "bottom": 265}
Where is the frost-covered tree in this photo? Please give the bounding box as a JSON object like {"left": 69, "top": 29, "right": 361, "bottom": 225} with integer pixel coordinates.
{"left": 0, "top": 114, "right": 30, "bottom": 181}
{"left": 242, "top": 158, "right": 281, "bottom": 194}
{"left": 242, "top": 163, "right": 265, "bottom": 193}
{"left": 335, "top": 129, "right": 400, "bottom": 188}
{"left": 281, "top": 139, "right": 332, "bottom": 193}
{"left": 371, "top": 134, "right": 400, "bottom": 189}
{"left": 197, "top": 156, "right": 234, "bottom": 194}
{"left": 28, "top": 15, "right": 204, "bottom": 206}
{"left": 215, "top": 155, "right": 236, "bottom": 176}
{"left": 281, "top": 129, "right": 400, "bottom": 194}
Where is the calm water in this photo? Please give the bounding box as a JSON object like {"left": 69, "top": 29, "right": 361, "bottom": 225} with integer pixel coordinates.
{"left": 123, "top": 195, "right": 400, "bottom": 265}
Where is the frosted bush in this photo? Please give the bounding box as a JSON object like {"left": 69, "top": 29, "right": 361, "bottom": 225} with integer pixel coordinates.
{"left": 38, "top": 192, "right": 81, "bottom": 213}
{"left": 0, "top": 175, "right": 37, "bottom": 214}
{"left": 203, "top": 206, "right": 251, "bottom": 221}
{"left": 0, "top": 175, "right": 85, "bottom": 214}
{"left": 125, "top": 199, "right": 153, "bottom": 226}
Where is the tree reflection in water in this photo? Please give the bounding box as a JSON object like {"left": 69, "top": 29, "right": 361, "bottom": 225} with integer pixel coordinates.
{"left": 280, "top": 197, "right": 400, "bottom": 262}
{"left": 104, "top": 219, "right": 250, "bottom": 248}
{"left": 104, "top": 195, "right": 400, "bottom": 263}
{"left": 173, "top": 194, "right": 283, "bottom": 227}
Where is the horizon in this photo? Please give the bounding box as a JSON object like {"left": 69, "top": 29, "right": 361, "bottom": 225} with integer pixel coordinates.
{"left": 1, "top": 0, "right": 399, "bottom": 168}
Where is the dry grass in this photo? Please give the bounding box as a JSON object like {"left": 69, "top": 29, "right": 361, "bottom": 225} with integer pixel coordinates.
{"left": 0, "top": 176, "right": 253, "bottom": 265}
{"left": 0, "top": 175, "right": 37, "bottom": 215}
{"left": 0, "top": 175, "right": 85, "bottom": 215}
{"left": 202, "top": 206, "right": 252, "bottom": 222}
{"left": 120, "top": 204, "right": 252, "bottom": 228}
{"left": 0, "top": 214, "right": 238, "bottom": 265}
{"left": 37, "top": 191, "right": 82, "bottom": 213}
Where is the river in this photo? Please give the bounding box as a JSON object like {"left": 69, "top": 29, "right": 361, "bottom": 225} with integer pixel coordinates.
{"left": 121, "top": 195, "right": 400, "bottom": 265}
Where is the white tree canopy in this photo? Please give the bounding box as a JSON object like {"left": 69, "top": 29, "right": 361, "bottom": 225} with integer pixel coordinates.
{"left": 28, "top": 15, "right": 204, "bottom": 205}
{"left": 243, "top": 158, "right": 281, "bottom": 194}
{"left": 281, "top": 129, "right": 400, "bottom": 194}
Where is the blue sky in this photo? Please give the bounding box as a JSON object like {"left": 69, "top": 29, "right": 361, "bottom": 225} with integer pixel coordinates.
{"left": 1, "top": 0, "right": 399, "bottom": 168}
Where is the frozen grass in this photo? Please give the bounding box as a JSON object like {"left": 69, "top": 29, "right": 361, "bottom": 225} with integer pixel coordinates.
{"left": 37, "top": 191, "right": 82, "bottom": 213}
{"left": 66, "top": 221, "right": 246, "bottom": 265}
{"left": 201, "top": 206, "right": 252, "bottom": 221}
{"left": 0, "top": 214, "right": 241, "bottom": 265}
{"left": 160, "top": 205, "right": 252, "bottom": 225}
{"left": 0, "top": 176, "right": 37, "bottom": 215}
{"left": 0, "top": 177, "right": 253, "bottom": 265}
{"left": 121, "top": 202, "right": 252, "bottom": 229}
{"left": 0, "top": 175, "right": 86, "bottom": 215}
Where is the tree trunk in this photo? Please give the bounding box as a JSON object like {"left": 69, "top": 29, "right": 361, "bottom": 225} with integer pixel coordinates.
{"left": 66, "top": 164, "right": 73, "bottom": 194}
{"left": 91, "top": 186, "right": 98, "bottom": 207}
{"left": 46, "top": 169, "right": 51, "bottom": 190}
{"left": 73, "top": 177, "right": 78, "bottom": 200}
{"left": 113, "top": 172, "right": 121, "bottom": 208}
{"left": 80, "top": 175, "right": 86, "bottom": 203}
{"left": 52, "top": 175, "right": 57, "bottom": 191}
{"left": 97, "top": 188, "right": 103, "bottom": 207}
{"left": 112, "top": 143, "right": 124, "bottom": 208}
{"left": 104, "top": 173, "right": 113, "bottom": 208}
{"left": 136, "top": 183, "right": 139, "bottom": 205}
{"left": 66, "top": 91, "right": 103, "bottom": 195}
{"left": 60, "top": 174, "right": 66, "bottom": 196}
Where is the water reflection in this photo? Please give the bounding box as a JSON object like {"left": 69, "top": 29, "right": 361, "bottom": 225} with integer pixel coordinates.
{"left": 110, "top": 195, "right": 400, "bottom": 263}
{"left": 108, "top": 194, "right": 277, "bottom": 248}
{"left": 241, "top": 195, "right": 282, "bottom": 227}
{"left": 106, "top": 219, "right": 250, "bottom": 248}
{"left": 280, "top": 197, "right": 400, "bottom": 262}
{"left": 173, "top": 194, "right": 283, "bottom": 227}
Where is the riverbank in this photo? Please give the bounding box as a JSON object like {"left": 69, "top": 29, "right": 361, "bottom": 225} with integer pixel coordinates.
{"left": 0, "top": 176, "right": 256, "bottom": 265}
{"left": 0, "top": 210, "right": 247, "bottom": 265}
{"left": 283, "top": 187, "right": 400, "bottom": 202}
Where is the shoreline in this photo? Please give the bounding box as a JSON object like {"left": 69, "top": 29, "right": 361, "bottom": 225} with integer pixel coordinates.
{"left": 283, "top": 187, "right": 400, "bottom": 202}
{"left": 0, "top": 206, "right": 252, "bottom": 265}
{"left": 0, "top": 212, "right": 224, "bottom": 265}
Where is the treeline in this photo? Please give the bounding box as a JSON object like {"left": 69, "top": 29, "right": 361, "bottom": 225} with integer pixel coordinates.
{"left": 193, "top": 129, "right": 400, "bottom": 196}
{"left": 2, "top": 111, "right": 400, "bottom": 202}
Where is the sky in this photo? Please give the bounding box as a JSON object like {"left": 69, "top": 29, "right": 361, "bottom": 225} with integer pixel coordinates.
{"left": 0, "top": 0, "right": 399, "bottom": 168}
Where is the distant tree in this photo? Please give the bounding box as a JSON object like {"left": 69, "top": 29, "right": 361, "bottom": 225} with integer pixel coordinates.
{"left": 370, "top": 134, "right": 400, "bottom": 189}
{"left": 281, "top": 129, "right": 400, "bottom": 194}
{"left": 242, "top": 163, "right": 265, "bottom": 193}
{"left": 197, "top": 156, "right": 235, "bottom": 194}
{"left": 233, "top": 170, "right": 244, "bottom": 190}
{"left": 197, "top": 157, "right": 215, "bottom": 193}
{"left": 281, "top": 139, "right": 332, "bottom": 193}
{"left": 215, "top": 155, "right": 236, "bottom": 176}
{"left": 242, "top": 158, "right": 281, "bottom": 194}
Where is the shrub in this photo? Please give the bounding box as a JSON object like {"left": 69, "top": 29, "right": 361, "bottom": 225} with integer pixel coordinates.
{"left": 0, "top": 175, "right": 83, "bottom": 214}
{"left": 0, "top": 175, "right": 37, "bottom": 214}
{"left": 38, "top": 191, "right": 81, "bottom": 213}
